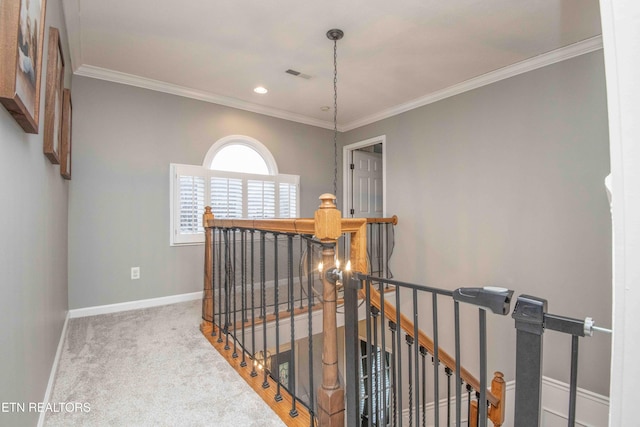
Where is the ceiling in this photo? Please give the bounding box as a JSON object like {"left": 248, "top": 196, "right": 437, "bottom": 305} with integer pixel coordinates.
{"left": 62, "top": 0, "right": 602, "bottom": 131}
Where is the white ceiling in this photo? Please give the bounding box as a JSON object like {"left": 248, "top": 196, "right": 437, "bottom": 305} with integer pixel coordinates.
{"left": 62, "top": 0, "right": 602, "bottom": 131}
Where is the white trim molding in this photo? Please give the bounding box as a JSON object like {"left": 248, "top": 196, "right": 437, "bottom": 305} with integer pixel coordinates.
{"left": 398, "top": 377, "right": 608, "bottom": 427}
{"left": 342, "top": 36, "right": 603, "bottom": 131}
{"left": 71, "top": 37, "right": 602, "bottom": 133}
{"left": 202, "top": 134, "right": 279, "bottom": 174}
{"left": 539, "top": 377, "right": 609, "bottom": 427}
{"left": 342, "top": 135, "right": 387, "bottom": 216}
{"left": 38, "top": 312, "right": 70, "bottom": 427}
{"left": 73, "top": 65, "right": 335, "bottom": 130}
{"left": 68, "top": 291, "right": 203, "bottom": 318}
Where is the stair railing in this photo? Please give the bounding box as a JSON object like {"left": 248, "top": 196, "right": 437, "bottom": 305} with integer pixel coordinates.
{"left": 341, "top": 269, "right": 512, "bottom": 427}
{"left": 201, "top": 193, "right": 509, "bottom": 427}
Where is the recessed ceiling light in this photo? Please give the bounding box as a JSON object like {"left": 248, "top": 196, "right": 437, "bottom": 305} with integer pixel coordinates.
{"left": 320, "top": 106, "right": 331, "bottom": 111}
{"left": 254, "top": 86, "right": 268, "bottom": 94}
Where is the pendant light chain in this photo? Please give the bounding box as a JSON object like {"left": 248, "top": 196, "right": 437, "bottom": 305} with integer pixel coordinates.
{"left": 327, "top": 28, "right": 343, "bottom": 198}
{"left": 333, "top": 37, "right": 339, "bottom": 197}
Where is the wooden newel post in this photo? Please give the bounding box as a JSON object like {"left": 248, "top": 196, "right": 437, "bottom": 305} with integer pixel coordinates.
{"left": 201, "top": 206, "right": 215, "bottom": 331}
{"left": 488, "top": 371, "right": 506, "bottom": 427}
{"left": 470, "top": 371, "right": 505, "bottom": 427}
{"left": 314, "top": 193, "right": 345, "bottom": 427}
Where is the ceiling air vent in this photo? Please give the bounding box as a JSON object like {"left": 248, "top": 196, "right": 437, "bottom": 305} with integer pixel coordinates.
{"left": 285, "top": 69, "right": 312, "bottom": 80}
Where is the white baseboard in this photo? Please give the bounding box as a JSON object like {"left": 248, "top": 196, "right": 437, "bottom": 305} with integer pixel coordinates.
{"left": 38, "top": 311, "right": 70, "bottom": 427}
{"left": 538, "top": 377, "right": 609, "bottom": 427}
{"left": 399, "top": 376, "right": 608, "bottom": 427}
{"left": 68, "top": 291, "right": 203, "bottom": 318}
{"left": 401, "top": 380, "right": 515, "bottom": 426}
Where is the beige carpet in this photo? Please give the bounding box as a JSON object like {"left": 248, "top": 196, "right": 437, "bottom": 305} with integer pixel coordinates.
{"left": 45, "top": 300, "right": 286, "bottom": 427}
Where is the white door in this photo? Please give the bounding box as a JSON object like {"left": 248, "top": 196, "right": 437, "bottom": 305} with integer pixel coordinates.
{"left": 351, "top": 150, "right": 383, "bottom": 218}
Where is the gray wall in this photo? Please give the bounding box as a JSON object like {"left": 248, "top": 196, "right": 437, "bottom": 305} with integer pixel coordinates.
{"left": 0, "top": 0, "right": 71, "bottom": 425}
{"left": 68, "top": 77, "right": 334, "bottom": 309}
{"left": 342, "top": 51, "right": 611, "bottom": 396}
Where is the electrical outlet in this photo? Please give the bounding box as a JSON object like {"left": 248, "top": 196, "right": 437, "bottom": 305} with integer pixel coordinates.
{"left": 131, "top": 267, "right": 140, "bottom": 280}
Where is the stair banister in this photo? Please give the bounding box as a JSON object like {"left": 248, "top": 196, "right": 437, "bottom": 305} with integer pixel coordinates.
{"left": 313, "top": 193, "right": 345, "bottom": 426}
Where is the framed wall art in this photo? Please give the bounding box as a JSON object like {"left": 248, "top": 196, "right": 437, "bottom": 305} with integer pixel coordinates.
{"left": 43, "top": 26, "right": 64, "bottom": 164}
{"left": 59, "top": 88, "right": 72, "bottom": 179}
{"left": 0, "top": 0, "right": 48, "bottom": 133}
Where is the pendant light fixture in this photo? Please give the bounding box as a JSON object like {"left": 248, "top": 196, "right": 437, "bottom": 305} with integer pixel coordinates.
{"left": 327, "top": 29, "right": 343, "bottom": 197}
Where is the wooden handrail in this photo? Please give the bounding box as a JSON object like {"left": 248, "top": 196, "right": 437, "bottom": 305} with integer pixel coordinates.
{"left": 205, "top": 217, "right": 316, "bottom": 235}
{"left": 364, "top": 284, "right": 502, "bottom": 408}
{"left": 203, "top": 215, "right": 398, "bottom": 233}
{"left": 366, "top": 215, "right": 398, "bottom": 225}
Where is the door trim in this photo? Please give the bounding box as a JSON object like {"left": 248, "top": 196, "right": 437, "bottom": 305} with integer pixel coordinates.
{"left": 343, "top": 135, "right": 386, "bottom": 217}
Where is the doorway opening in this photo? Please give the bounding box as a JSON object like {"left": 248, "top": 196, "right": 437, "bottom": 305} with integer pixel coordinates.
{"left": 343, "top": 135, "right": 386, "bottom": 218}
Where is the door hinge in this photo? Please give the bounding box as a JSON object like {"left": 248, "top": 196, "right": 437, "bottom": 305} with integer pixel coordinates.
{"left": 350, "top": 163, "right": 355, "bottom": 170}
{"left": 350, "top": 208, "right": 355, "bottom": 215}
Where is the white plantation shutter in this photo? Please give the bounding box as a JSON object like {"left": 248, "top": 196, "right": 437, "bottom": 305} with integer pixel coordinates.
{"left": 170, "top": 164, "right": 299, "bottom": 245}
{"left": 248, "top": 179, "right": 276, "bottom": 218}
{"left": 211, "top": 177, "right": 243, "bottom": 218}
{"left": 279, "top": 182, "right": 297, "bottom": 219}
{"left": 171, "top": 164, "right": 209, "bottom": 245}
{"left": 179, "top": 175, "right": 205, "bottom": 233}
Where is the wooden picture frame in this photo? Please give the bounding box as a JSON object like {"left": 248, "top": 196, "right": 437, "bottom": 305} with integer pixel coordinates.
{"left": 0, "top": 0, "right": 48, "bottom": 133}
{"left": 43, "top": 26, "right": 64, "bottom": 164}
{"left": 59, "top": 88, "right": 72, "bottom": 179}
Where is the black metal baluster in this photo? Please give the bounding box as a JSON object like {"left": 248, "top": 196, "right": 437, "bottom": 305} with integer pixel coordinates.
{"left": 224, "top": 229, "right": 231, "bottom": 351}
{"left": 232, "top": 229, "right": 238, "bottom": 358}
{"left": 274, "top": 234, "right": 282, "bottom": 402}
{"left": 299, "top": 236, "right": 304, "bottom": 310}
{"left": 372, "top": 305, "right": 380, "bottom": 426}
{"left": 366, "top": 279, "right": 374, "bottom": 427}
{"left": 286, "top": 236, "right": 292, "bottom": 313}
{"left": 406, "top": 334, "right": 414, "bottom": 427}
{"left": 478, "top": 309, "right": 487, "bottom": 427}
{"left": 211, "top": 225, "right": 217, "bottom": 337}
{"left": 389, "top": 321, "right": 398, "bottom": 427}
{"left": 475, "top": 391, "right": 481, "bottom": 426}
{"left": 250, "top": 230, "right": 257, "bottom": 377}
{"left": 380, "top": 280, "right": 388, "bottom": 427}
{"left": 240, "top": 229, "right": 247, "bottom": 367}
{"left": 307, "top": 239, "right": 315, "bottom": 425}
{"left": 454, "top": 301, "right": 461, "bottom": 427}
{"left": 260, "top": 231, "right": 269, "bottom": 389}
{"left": 287, "top": 235, "right": 298, "bottom": 417}
{"left": 385, "top": 223, "right": 390, "bottom": 280}
{"left": 420, "top": 346, "right": 427, "bottom": 427}
{"left": 217, "top": 228, "right": 223, "bottom": 343}
{"left": 367, "top": 223, "right": 372, "bottom": 275}
{"left": 396, "top": 289, "right": 404, "bottom": 427}
{"left": 432, "top": 292, "right": 440, "bottom": 427}
{"left": 377, "top": 223, "right": 382, "bottom": 284}
{"left": 466, "top": 384, "right": 472, "bottom": 425}
{"left": 446, "top": 367, "right": 453, "bottom": 427}
{"left": 413, "top": 289, "right": 420, "bottom": 427}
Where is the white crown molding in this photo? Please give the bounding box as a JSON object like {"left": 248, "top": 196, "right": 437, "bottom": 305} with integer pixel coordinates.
{"left": 74, "top": 65, "right": 335, "bottom": 130}
{"left": 341, "top": 35, "right": 604, "bottom": 131}
{"left": 72, "top": 35, "right": 601, "bottom": 132}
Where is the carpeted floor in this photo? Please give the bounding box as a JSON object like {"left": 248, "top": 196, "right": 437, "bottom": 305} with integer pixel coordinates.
{"left": 45, "top": 300, "right": 286, "bottom": 426}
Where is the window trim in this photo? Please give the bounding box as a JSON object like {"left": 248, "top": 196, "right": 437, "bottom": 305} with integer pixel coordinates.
{"left": 170, "top": 163, "right": 300, "bottom": 246}
{"left": 202, "top": 135, "right": 279, "bottom": 175}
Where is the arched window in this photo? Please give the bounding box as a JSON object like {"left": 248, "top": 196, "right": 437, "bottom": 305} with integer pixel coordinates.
{"left": 203, "top": 135, "right": 277, "bottom": 175}
{"left": 170, "top": 135, "right": 299, "bottom": 245}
